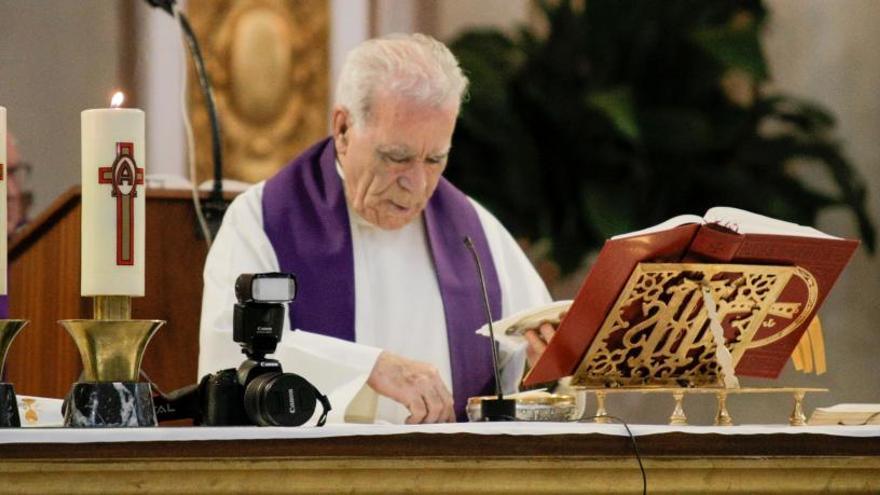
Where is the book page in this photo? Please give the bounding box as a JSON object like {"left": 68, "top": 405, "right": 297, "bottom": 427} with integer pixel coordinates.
{"left": 476, "top": 300, "right": 573, "bottom": 346}
{"left": 611, "top": 214, "right": 704, "bottom": 240}
{"left": 808, "top": 403, "right": 880, "bottom": 425}
{"left": 703, "top": 206, "right": 839, "bottom": 239}
{"left": 813, "top": 403, "right": 880, "bottom": 413}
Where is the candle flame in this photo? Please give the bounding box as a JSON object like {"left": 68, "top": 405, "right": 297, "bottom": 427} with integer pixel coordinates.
{"left": 110, "top": 91, "right": 125, "bottom": 108}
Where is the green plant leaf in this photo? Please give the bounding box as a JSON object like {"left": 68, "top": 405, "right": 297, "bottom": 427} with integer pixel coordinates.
{"left": 585, "top": 87, "right": 641, "bottom": 142}
{"left": 447, "top": 0, "right": 875, "bottom": 275}
{"left": 582, "top": 183, "right": 640, "bottom": 239}
{"left": 640, "top": 107, "right": 713, "bottom": 153}
{"left": 691, "top": 25, "right": 768, "bottom": 79}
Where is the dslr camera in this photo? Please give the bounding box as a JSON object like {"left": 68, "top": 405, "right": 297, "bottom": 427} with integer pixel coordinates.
{"left": 155, "top": 273, "right": 330, "bottom": 426}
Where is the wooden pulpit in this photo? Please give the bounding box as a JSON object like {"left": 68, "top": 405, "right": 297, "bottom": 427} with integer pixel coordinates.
{"left": 5, "top": 186, "right": 234, "bottom": 398}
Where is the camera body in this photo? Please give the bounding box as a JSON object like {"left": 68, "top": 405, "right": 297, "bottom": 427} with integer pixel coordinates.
{"left": 196, "top": 357, "right": 324, "bottom": 427}
{"left": 155, "top": 273, "right": 330, "bottom": 427}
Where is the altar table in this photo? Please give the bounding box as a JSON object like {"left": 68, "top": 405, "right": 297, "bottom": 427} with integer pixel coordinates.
{"left": 1, "top": 422, "right": 879, "bottom": 494}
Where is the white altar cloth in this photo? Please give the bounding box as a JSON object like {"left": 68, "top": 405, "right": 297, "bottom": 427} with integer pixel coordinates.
{"left": 1, "top": 422, "right": 879, "bottom": 444}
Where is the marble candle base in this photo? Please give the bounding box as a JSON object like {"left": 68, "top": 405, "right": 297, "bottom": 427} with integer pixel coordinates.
{"left": 64, "top": 382, "right": 156, "bottom": 427}
{"left": 0, "top": 383, "right": 21, "bottom": 427}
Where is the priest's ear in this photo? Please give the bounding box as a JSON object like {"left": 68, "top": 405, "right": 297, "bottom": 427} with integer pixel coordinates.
{"left": 332, "top": 106, "right": 352, "bottom": 156}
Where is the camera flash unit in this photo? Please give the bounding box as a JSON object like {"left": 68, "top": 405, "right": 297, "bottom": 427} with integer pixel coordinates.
{"left": 235, "top": 273, "right": 296, "bottom": 304}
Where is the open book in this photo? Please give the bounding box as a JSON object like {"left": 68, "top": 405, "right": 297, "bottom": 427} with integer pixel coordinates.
{"left": 520, "top": 206, "right": 858, "bottom": 387}
{"left": 476, "top": 300, "right": 572, "bottom": 347}
{"left": 614, "top": 207, "right": 840, "bottom": 241}
{"left": 808, "top": 404, "right": 880, "bottom": 425}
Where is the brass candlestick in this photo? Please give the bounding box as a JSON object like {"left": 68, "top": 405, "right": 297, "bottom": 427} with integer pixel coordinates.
{"left": 0, "top": 319, "right": 28, "bottom": 428}
{"left": 60, "top": 296, "right": 164, "bottom": 427}
{"left": 93, "top": 295, "right": 132, "bottom": 320}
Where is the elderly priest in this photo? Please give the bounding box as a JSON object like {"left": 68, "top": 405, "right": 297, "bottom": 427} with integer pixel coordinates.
{"left": 199, "top": 34, "right": 551, "bottom": 424}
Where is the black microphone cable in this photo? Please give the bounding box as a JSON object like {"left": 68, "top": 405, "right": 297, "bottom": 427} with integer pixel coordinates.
{"left": 144, "top": 0, "right": 228, "bottom": 242}
{"left": 581, "top": 414, "right": 647, "bottom": 495}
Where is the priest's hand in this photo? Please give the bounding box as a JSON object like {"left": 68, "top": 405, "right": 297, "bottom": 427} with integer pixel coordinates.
{"left": 367, "top": 351, "right": 456, "bottom": 424}
{"left": 523, "top": 321, "right": 559, "bottom": 368}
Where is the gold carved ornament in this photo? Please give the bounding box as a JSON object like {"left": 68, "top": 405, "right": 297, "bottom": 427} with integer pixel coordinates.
{"left": 571, "top": 263, "right": 819, "bottom": 387}
{"left": 187, "top": 0, "right": 330, "bottom": 184}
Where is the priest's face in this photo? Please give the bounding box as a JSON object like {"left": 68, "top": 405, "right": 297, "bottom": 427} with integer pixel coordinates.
{"left": 333, "top": 91, "right": 458, "bottom": 230}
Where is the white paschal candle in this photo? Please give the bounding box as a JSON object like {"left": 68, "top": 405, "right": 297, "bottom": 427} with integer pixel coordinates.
{"left": 0, "top": 105, "right": 7, "bottom": 296}
{"left": 81, "top": 95, "right": 145, "bottom": 296}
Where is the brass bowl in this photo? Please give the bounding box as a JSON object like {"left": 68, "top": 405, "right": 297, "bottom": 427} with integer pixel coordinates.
{"left": 466, "top": 394, "right": 578, "bottom": 422}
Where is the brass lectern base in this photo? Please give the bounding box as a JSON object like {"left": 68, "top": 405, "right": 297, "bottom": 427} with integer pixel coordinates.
{"left": 576, "top": 386, "right": 828, "bottom": 426}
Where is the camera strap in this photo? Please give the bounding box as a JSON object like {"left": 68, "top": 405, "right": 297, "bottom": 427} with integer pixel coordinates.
{"left": 315, "top": 391, "right": 331, "bottom": 427}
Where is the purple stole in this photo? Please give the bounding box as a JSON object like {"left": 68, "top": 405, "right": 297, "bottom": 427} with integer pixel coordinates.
{"left": 262, "top": 138, "right": 502, "bottom": 420}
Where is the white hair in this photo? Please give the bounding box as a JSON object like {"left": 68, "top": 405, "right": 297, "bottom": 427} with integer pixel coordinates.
{"left": 335, "top": 33, "right": 469, "bottom": 126}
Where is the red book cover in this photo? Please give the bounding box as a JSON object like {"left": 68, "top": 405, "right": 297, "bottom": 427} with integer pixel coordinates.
{"left": 687, "top": 226, "right": 859, "bottom": 378}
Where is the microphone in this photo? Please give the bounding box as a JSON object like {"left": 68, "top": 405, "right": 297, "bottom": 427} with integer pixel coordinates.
{"left": 463, "top": 236, "right": 516, "bottom": 421}
{"left": 142, "top": 0, "right": 228, "bottom": 238}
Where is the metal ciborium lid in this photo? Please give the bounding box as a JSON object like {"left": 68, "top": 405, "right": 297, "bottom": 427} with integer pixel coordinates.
{"left": 59, "top": 319, "right": 164, "bottom": 382}
{"left": 0, "top": 320, "right": 28, "bottom": 378}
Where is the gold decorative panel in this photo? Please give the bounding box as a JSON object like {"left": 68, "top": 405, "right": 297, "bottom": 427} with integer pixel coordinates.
{"left": 572, "top": 263, "right": 818, "bottom": 387}
{"left": 187, "top": 0, "right": 329, "bottom": 184}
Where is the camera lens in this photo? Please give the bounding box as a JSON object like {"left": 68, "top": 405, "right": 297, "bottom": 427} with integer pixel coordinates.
{"left": 243, "top": 372, "right": 318, "bottom": 426}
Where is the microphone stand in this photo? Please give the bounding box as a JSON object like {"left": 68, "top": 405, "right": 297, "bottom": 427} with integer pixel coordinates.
{"left": 464, "top": 237, "right": 516, "bottom": 421}
{"left": 144, "top": 0, "right": 227, "bottom": 238}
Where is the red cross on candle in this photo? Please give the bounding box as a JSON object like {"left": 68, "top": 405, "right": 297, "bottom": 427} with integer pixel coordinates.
{"left": 98, "top": 142, "right": 144, "bottom": 265}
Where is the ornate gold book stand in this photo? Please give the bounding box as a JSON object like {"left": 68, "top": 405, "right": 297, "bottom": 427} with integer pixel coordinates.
{"left": 571, "top": 263, "right": 826, "bottom": 426}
